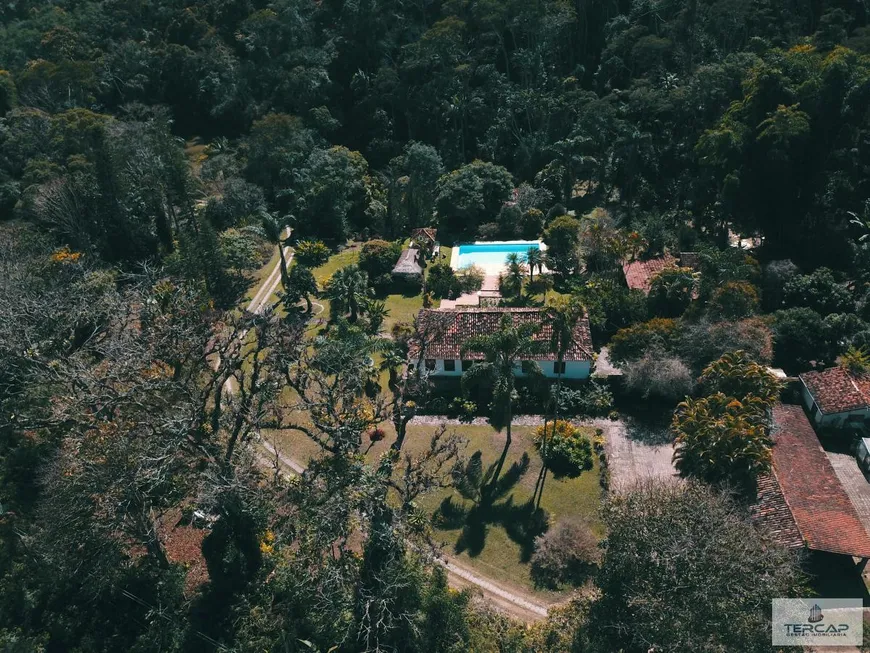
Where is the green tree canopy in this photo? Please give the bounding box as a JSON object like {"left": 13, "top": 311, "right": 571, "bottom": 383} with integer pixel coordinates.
{"left": 589, "top": 482, "right": 804, "bottom": 652}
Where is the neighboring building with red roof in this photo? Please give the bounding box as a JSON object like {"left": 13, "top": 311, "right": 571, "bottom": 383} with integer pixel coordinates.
{"left": 800, "top": 366, "right": 870, "bottom": 428}
{"left": 410, "top": 228, "right": 438, "bottom": 253}
{"left": 413, "top": 307, "right": 593, "bottom": 379}
{"left": 751, "top": 404, "right": 870, "bottom": 559}
{"left": 622, "top": 254, "right": 677, "bottom": 293}
{"left": 622, "top": 252, "right": 700, "bottom": 294}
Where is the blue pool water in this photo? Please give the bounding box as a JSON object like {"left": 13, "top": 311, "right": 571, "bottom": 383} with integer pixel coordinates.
{"left": 453, "top": 241, "right": 542, "bottom": 270}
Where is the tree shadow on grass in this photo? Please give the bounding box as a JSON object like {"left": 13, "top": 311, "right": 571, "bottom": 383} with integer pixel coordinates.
{"left": 434, "top": 450, "right": 549, "bottom": 561}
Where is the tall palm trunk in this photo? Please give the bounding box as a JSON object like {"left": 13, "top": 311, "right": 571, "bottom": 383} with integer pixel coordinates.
{"left": 277, "top": 241, "right": 288, "bottom": 288}
{"left": 489, "top": 395, "right": 513, "bottom": 493}
{"left": 537, "top": 353, "right": 564, "bottom": 510}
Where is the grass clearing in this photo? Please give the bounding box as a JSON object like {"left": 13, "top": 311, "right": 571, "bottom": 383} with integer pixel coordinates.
{"left": 270, "top": 420, "right": 604, "bottom": 596}
{"left": 310, "top": 245, "right": 424, "bottom": 329}
{"left": 380, "top": 291, "right": 423, "bottom": 330}
{"left": 312, "top": 247, "right": 360, "bottom": 286}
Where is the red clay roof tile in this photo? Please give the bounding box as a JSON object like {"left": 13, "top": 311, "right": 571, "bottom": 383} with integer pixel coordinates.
{"left": 762, "top": 404, "right": 870, "bottom": 558}
{"left": 415, "top": 307, "right": 593, "bottom": 362}
{"left": 622, "top": 254, "right": 677, "bottom": 293}
{"left": 751, "top": 471, "right": 804, "bottom": 549}
{"left": 800, "top": 367, "right": 870, "bottom": 415}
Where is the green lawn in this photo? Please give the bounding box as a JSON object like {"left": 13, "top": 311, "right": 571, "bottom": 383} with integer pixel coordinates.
{"left": 416, "top": 423, "right": 603, "bottom": 595}
{"left": 312, "top": 246, "right": 360, "bottom": 286}
{"left": 310, "top": 245, "right": 423, "bottom": 330}
{"left": 270, "top": 420, "right": 604, "bottom": 596}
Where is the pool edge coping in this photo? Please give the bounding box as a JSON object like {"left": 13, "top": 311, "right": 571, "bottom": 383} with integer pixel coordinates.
{"left": 448, "top": 240, "right": 546, "bottom": 272}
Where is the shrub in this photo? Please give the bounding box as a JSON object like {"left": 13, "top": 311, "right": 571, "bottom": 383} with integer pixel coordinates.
{"left": 578, "top": 277, "right": 649, "bottom": 341}
{"left": 477, "top": 221, "right": 501, "bottom": 240}
{"left": 708, "top": 281, "right": 760, "bottom": 319}
{"left": 374, "top": 271, "right": 395, "bottom": 289}
{"left": 527, "top": 274, "right": 554, "bottom": 295}
{"left": 535, "top": 421, "right": 594, "bottom": 478}
{"left": 838, "top": 346, "right": 870, "bottom": 375}
{"left": 672, "top": 393, "right": 772, "bottom": 493}
{"left": 677, "top": 318, "right": 773, "bottom": 372}
{"left": 456, "top": 264, "right": 484, "bottom": 293}
{"left": 762, "top": 259, "right": 799, "bottom": 310}
{"left": 294, "top": 239, "right": 330, "bottom": 267}
{"left": 521, "top": 208, "right": 544, "bottom": 239}
{"left": 783, "top": 267, "right": 854, "bottom": 316}
{"left": 771, "top": 307, "right": 833, "bottom": 371}
{"left": 623, "top": 350, "right": 694, "bottom": 401}
{"left": 219, "top": 226, "right": 266, "bottom": 270}
{"left": 608, "top": 318, "right": 679, "bottom": 365}
{"left": 203, "top": 178, "right": 265, "bottom": 229}
{"left": 359, "top": 239, "right": 402, "bottom": 278}
{"left": 448, "top": 398, "right": 477, "bottom": 422}
{"left": 647, "top": 266, "right": 696, "bottom": 317}
{"left": 428, "top": 262, "right": 460, "bottom": 298}
{"left": 553, "top": 380, "right": 614, "bottom": 418}
{"left": 530, "top": 518, "right": 600, "bottom": 589}
{"left": 698, "top": 350, "right": 783, "bottom": 405}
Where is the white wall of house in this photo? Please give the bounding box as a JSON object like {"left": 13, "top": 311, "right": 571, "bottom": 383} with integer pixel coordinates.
{"left": 801, "top": 383, "right": 870, "bottom": 428}
{"left": 423, "top": 358, "right": 591, "bottom": 379}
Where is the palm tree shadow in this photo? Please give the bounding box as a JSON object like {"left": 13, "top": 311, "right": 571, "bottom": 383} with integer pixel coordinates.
{"left": 434, "top": 450, "right": 548, "bottom": 559}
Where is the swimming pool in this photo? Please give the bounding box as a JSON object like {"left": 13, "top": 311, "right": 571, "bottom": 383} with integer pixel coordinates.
{"left": 450, "top": 241, "right": 545, "bottom": 273}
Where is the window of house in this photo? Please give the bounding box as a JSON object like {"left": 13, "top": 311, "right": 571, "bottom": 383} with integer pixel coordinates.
{"left": 425, "top": 359, "right": 436, "bottom": 371}
{"left": 443, "top": 359, "right": 456, "bottom": 372}
{"left": 461, "top": 360, "right": 474, "bottom": 372}
{"left": 553, "top": 361, "right": 566, "bottom": 375}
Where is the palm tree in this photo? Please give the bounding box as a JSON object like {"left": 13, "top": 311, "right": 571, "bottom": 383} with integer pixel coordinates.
{"left": 525, "top": 247, "right": 544, "bottom": 282}
{"left": 324, "top": 264, "right": 371, "bottom": 322}
{"left": 462, "top": 313, "right": 544, "bottom": 483}
{"left": 379, "top": 341, "right": 406, "bottom": 389}
{"left": 535, "top": 296, "right": 585, "bottom": 508}
{"left": 365, "top": 299, "right": 389, "bottom": 335}
{"left": 284, "top": 264, "right": 318, "bottom": 314}
{"left": 503, "top": 252, "right": 527, "bottom": 297}
{"left": 261, "top": 212, "right": 289, "bottom": 286}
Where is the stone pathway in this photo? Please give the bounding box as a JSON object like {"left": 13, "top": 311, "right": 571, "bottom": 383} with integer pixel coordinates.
{"left": 594, "top": 346, "right": 622, "bottom": 377}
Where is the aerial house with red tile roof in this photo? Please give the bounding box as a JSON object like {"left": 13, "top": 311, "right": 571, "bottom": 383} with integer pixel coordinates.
{"left": 412, "top": 307, "right": 594, "bottom": 379}
{"left": 799, "top": 366, "right": 870, "bottom": 429}
{"left": 751, "top": 404, "right": 870, "bottom": 561}
{"left": 622, "top": 252, "right": 699, "bottom": 294}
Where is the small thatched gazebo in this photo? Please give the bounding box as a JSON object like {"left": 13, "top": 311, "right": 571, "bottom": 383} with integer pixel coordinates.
{"left": 392, "top": 247, "right": 423, "bottom": 284}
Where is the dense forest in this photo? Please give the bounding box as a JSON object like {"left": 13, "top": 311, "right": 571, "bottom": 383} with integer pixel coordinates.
{"left": 1, "top": 0, "right": 869, "bottom": 650}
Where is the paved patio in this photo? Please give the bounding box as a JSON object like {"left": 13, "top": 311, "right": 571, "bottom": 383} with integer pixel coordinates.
{"left": 596, "top": 418, "right": 679, "bottom": 492}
